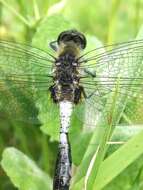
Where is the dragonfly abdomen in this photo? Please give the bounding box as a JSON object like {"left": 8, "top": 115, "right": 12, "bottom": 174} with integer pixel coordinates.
{"left": 53, "top": 134, "right": 72, "bottom": 190}
{"left": 53, "top": 101, "right": 73, "bottom": 190}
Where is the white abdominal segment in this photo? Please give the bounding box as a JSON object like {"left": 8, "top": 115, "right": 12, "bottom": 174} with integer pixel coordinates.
{"left": 59, "top": 101, "right": 73, "bottom": 144}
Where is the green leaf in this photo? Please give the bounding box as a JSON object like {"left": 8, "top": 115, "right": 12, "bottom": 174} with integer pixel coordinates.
{"left": 93, "top": 129, "right": 143, "bottom": 190}
{"left": 1, "top": 147, "right": 52, "bottom": 190}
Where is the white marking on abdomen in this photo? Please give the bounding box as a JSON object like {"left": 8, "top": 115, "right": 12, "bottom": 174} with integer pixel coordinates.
{"left": 59, "top": 101, "right": 73, "bottom": 144}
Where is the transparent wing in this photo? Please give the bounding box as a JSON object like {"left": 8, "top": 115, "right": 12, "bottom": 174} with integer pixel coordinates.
{"left": 78, "top": 39, "right": 143, "bottom": 66}
{"left": 70, "top": 40, "right": 143, "bottom": 166}
{"left": 74, "top": 39, "right": 143, "bottom": 130}
{"left": 0, "top": 40, "right": 55, "bottom": 124}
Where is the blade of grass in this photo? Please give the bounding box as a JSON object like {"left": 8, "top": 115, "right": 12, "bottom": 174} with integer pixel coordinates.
{"left": 73, "top": 129, "right": 143, "bottom": 190}
{"left": 86, "top": 83, "right": 121, "bottom": 190}
{"left": 93, "top": 129, "right": 143, "bottom": 190}
{"left": 84, "top": 146, "right": 99, "bottom": 189}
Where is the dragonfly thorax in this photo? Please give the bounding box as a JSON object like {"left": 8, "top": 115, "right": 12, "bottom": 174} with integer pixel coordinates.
{"left": 49, "top": 53, "right": 84, "bottom": 104}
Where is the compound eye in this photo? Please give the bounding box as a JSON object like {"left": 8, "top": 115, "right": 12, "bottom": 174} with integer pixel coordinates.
{"left": 58, "top": 33, "right": 71, "bottom": 44}
{"left": 75, "top": 36, "right": 86, "bottom": 49}
{"left": 61, "top": 34, "right": 70, "bottom": 42}
{"left": 73, "top": 36, "right": 81, "bottom": 44}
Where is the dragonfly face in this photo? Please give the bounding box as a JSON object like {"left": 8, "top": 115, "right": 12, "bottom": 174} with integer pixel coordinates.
{"left": 49, "top": 30, "right": 87, "bottom": 104}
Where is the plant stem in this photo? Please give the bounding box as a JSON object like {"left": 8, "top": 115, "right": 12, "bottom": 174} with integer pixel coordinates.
{"left": 134, "top": 0, "right": 141, "bottom": 35}
{"left": 33, "top": 0, "right": 40, "bottom": 21}
{"left": 0, "top": 0, "right": 31, "bottom": 27}
{"left": 107, "top": 0, "right": 121, "bottom": 44}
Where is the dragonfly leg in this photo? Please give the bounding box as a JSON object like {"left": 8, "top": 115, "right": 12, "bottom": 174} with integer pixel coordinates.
{"left": 49, "top": 41, "right": 58, "bottom": 51}
{"left": 49, "top": 85, "right": 59, "bottom": 103}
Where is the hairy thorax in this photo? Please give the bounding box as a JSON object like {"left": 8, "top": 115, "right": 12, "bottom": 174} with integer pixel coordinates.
{"left": 50, "top": 45, "right": 84, "bottom": 103}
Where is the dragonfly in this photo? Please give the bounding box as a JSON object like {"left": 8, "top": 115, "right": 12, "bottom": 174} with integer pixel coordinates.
{"left": 0, "top": 29, "right": 143, "bottom": 190}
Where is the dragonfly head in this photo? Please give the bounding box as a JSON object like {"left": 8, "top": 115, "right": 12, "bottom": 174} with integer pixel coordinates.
{"left": 57, "top": 29, "right": 87, "bottom": 50}
{"left": 49, "top": 30, "right": 86, "bottom": 58}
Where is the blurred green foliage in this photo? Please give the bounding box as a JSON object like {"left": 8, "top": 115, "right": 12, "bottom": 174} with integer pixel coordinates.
{"left": 1, "top": 0, "right": 143, "bottom": 43}
{"left": 0, "top": 0, "right": 143, "bottom": 190}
